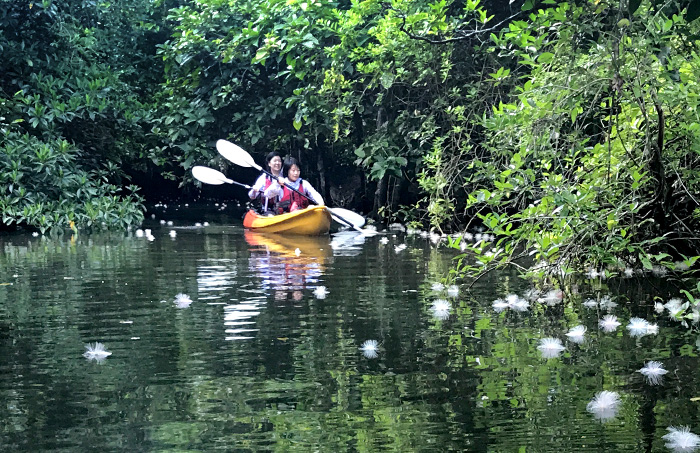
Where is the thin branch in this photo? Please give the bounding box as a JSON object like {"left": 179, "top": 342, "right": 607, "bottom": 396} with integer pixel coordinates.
{"left": 397, "top": 11, "right": 523, "bottom": 45}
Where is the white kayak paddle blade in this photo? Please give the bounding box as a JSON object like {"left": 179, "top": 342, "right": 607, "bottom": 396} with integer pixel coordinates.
{"left": 216, "top": 139, "right": 261, "bottom": 170}
{"left": 328, "top": 207, "right": 366, "bottom": 228}
{"left": 192, "top": 166, "right": 231, "bottom": 185}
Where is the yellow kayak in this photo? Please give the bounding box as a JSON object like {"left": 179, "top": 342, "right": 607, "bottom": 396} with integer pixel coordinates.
{"left": 242, "top": 206, "right": 332, "bottom": 235}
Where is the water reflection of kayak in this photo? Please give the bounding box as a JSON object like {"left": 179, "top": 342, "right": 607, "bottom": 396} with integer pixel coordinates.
{"left": 242, "top": 206, "right": 332, "bottom": 235}
{"left": 244, "top": 231, "right": 332, "bottom": 260}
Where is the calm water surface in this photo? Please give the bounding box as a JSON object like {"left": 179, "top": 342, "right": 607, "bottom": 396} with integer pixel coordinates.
{"left": 0, "top": 208, "right": 698, "bottom": 452}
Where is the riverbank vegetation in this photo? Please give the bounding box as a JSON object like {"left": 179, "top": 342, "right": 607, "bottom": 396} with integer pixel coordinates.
{"left": 1, "top": 0, "right": 698, "bottom": 276}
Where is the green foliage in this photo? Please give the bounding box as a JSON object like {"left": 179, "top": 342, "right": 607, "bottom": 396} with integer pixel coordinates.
{"left": 0, "top": 0, "right": 161, "bottom": 230}
{"left": 449, "top": 0, "right": 700, "bottom": 277}
{"left": 0, "top": 131, "right": 144, "bottom": 232}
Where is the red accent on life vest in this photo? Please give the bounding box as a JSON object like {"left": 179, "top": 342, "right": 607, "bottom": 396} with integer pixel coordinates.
{"left": 258, "top": 176, "right": 276, "bottom": 212}
{"left": 278, "top": 180, "right": 309, "bottom": 213}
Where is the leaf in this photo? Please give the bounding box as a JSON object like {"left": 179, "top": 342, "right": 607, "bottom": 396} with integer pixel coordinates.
{"left": 293, "top": 119, "right": 302, "bottom": 131}
{"left": 380, "top": 72, "right": 394, "bottom": 89}
{"left": 538, "top": 52, "right": 554, "bottom": 64}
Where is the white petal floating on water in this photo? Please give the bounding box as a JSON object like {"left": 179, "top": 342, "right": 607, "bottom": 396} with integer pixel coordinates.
{"left": 565, "top": 325, "right": 587, "bottom": 344}
{"left": 599, "top": 315, "right": 621, "bottom": 333}
{"left": 447, "top": 285, "right": 459, "bottom": 298}
{"left": 537, "top": 337, "right": 565, "bottom": 359}
{"left": 663, "top": 426, "right": 700, "bottom": 453}
{"left": 431, "top": 299, "right": 451, "bottom": 320}
{"left": 313, "top": 286, "right": 328, "bottom": 299}
{"left": 638, "top": 361, "right": 668, "bottom": 385}
{"left": 394, "top": 244, "right": 407, "bottom": 253}
{"left": 583, "top": 299, "right": 598, "bottom": 308}
{"left": 586, "top": 390, "right": 621, "bottom": 422}
{"left": 627, "top": 317, "right": 651, "bottom": 337}
{"left": 492, "top": 299, "right": 509, "bottom": 313}
{"left": 83, "top": 342, "right": 112, "bottom": 362}
{"left": 174, "top": 293, "right": 193, "bottom": 308}
{"left": 506, "top": 294, "right": 529, "bottom": 312}
{"left": 538, "top": 289, "right": 564, "bottom": 306}
{"left": 360, "top": 339, "right": 379, "bottom": 359}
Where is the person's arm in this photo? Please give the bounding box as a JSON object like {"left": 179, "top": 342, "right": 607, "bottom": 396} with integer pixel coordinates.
{"left": 263, "top": 180, "right": 283, "bottom": 199}
{"left": 303, "top": 180, "right": 324, "bottom": 205}
{"left": 248, "top": 174, "right": 267, "bottom": 199}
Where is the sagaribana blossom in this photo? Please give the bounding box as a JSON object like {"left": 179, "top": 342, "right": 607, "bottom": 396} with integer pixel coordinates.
{"left": 586, "top": 391, "right": 621, "bottom": 422}
{"left": 627, "top": 317, "right": 651, "bottom": 337}
{"left": 360, "top": 340, "right": 379, "bottom": 359}
{"left": 565, "top": 325, "right": 587, "bottom": 344}
{"left": 83, "top": 342, "right": 112, "bottom": 363}
{"left": 447, "top": 285, "right": 460, "bottom": 298}
{"left": 431, "top": 299, "right": 451, "bottom": 320}
{"left": 537, "top": 337, "right": 566, "bottom": 359}
{"left": 313, "top": 286, "right": 328, "bottom": 299}
{"left": 663, "top": 426, "right": 700, "bottom": 453}
{"left": 638, "top": 361, "right": 668, "bottom": 385}
{"left": 174, "top": 293, "right": 193, "bottom": 309}
{"left": 599, "top": 315, "right": 621, "bottom": 333}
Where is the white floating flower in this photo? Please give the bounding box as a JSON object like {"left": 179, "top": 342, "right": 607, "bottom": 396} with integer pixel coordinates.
{"left": 537, "top": 337, "right": 565, "bottom": 359}
{"left": 492, "top": 299, "right": 509, "bottom": 312}
{"left": 380, "top": 237, "right": 389, "bottom": 245}
{"left": 583, "top": 299, "right": 598, "bottom": 308}
{"left": 145, "top": 229, "right": 152, "bottom": 236}
{"left": 651, "top": 265, "right": 669, "bottom": 277}
{"left": 599, "top": 315, "right": 621, "bottom": 333}
{"left": 159, "top": 220, "right": 166, "bottom": 225}
{"left": 169, "top": 230, "right": 177, "bottom": 238}
{"left": 83, "top": 342, "right": 112, "bottom": 362}
{"left": 508, "top": 295, "right": 529, "bottom": 312}
{"left": 586, "top": 268, "right": 601, "bottom": 279}
{"left": 313, "top": 286, "right": 328, "bottom": 299}
{"left": 538, "top": 289, "right": 564, "bottom": 306}
{"left": 565, "top": 325, "right": 587, "bottom": 344}
{"left": 174, "top": 293, "right": 193, "bottom": 308}
{"left": 294, "top": 248, "right": 301, "bottom": 256}
{"left": 135, "top": 229, "right": 144, "bottom": 237}
{"left": 598, "top": 295, "right": 618, "bottom": 310}
{"left": 586, "top": 391, "right": 621, "bottom": 422}
{"left": 623, "top": 267, "right": 634, "bottom": 278}
{"left": 360, "top": 339, "right": 379, "bottom": 359}
{"left": 663, "top": 426, "right": 700, "bottom": 453}
{"left": 431, "top": 299, "right": 451, "bottom": 320}
{"left": 203, "top": 222, "right": 209, "bottom": 226}
{"left": 195, "top": 222, "right": 202, "bottom": 227}
{"left": 32, "top": 232, "right": 39, "bottom": 237}
{"left": 666, "top": 298, "right": 686, "bottom": 320}
{"left": 638, "top": 361, "right": 668, "bottom": 385}
{"left": 394, "top": 244, "right": 407, "bottom": 253}
{"left": 431, "top": 282, "right": 445, "bottom": 292}
{"left": 167, "top": 221, "right": 173, "bottom": 226}
{"left": 627, "top": 317, "right": 650, "bottom": 337}
{"left": 447, "top": 285, "right": 459, "bottom": 298}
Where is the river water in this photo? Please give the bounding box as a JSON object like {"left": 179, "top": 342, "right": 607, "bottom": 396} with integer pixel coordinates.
{"left": 0, "top": 205, "right": 698, "bottom": 452}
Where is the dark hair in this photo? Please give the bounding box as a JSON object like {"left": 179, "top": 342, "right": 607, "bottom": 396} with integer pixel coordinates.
{"left": 264, "top": 151, "right": 282, "bottom": 171}
{"left": 282, "top": 157, "right": 301, "bottom": 178}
